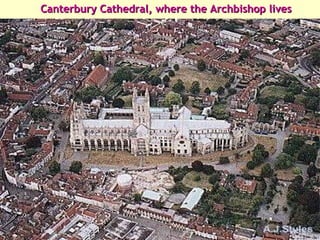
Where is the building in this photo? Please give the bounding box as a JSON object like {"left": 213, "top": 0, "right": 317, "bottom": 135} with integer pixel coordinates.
{"left": 220, "top": 30, "right": 244, "bottom": 43}
{"left": 263, "top": 232, "right": 289, "bottom": 240}
{"left": 234, "top": 177, "right": 257, "bottom": 194}
{"left": 82, "top": 65, "right": 110, "bottom": 88}
{"left": 181, "top": 188, "right": 204, "bottom": 211}
{"left": 271, "top": 101, "right": 306, "bottom": 123}
{"left": 70, "top": 88, "right": 248, "bottom": 156}
{"left": 289, "top": 124, "right": 320, "bottom": 136}
{"left": 300, "top": 19, "right": 320, "bottom": 30}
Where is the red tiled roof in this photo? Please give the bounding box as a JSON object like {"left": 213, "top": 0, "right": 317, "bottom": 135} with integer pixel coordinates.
{"left": 289, "top": 124, "right": 320, "bottom": 136}
{"left": 83, "top": 65, "right": 109, "bottom": 88}
{"left": 8, "top": 92, "right": 33, "bottom": 102}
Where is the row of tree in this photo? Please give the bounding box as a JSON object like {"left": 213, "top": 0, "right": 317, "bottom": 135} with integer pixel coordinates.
{"left": 49, "top": 160, "right": 83, "bottom": 175}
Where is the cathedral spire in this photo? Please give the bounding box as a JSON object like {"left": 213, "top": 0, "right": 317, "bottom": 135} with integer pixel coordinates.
{"left": 133, "top": 87, "right": 138, "bottom": 99}
{"left": 145, "top": 87, "right": 149, "bottom": 102}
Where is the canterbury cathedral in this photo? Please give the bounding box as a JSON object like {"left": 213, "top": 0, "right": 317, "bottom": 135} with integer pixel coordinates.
{"left": 70, "top": 88, "right": 248, "bottom": 156}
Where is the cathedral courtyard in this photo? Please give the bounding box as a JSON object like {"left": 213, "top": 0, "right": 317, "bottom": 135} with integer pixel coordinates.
{"left": 61, "top": 134, "right": 279, "bottom": 168}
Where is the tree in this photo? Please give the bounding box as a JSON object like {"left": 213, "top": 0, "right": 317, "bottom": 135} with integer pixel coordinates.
{"left": 69, "top": 161, "right": 83, "bottom": 174}
{"left": 133, "top": 193, "right": 142, "bottom": 202}
{"left": 113, "top": 20, "right": 135, "bottom": 30}
{"left": 252, "top": 144, "right": 269, "bottom": 165}
{"left": 283, "top": 135, "right": 305, "bottom": 156}
{"left": 217, "top": 86, "right": 225, "bottom": 95}
{"left": 75, "top": 86, "right": 102, "bottom": 103}
{"left": 150, "top": 76, "right": 162, "bottom": 86}
{"left": 206, "top": 19, "right": 217, "bottom": 25}
{"left": 224, "top": 82, "right": 231, "bottom": 88}
{"left": 209, "top": 173, "right": 220, "bottom": 185}
{"left": 229, "top": 75, "right": 235, "bottom": 83}
{"left": 197, "top": 59, "right": 206, "bottom": 71}
{"left": 192, "top": 160, "right": 204, "bottom": 172}
{"left": 284, "top": 93, "right": 295, "bottom": 103}
{"left": 239, "top": 49, "right": 250, "bottom": 60}
{"left": 275, "top": 153, "right": 294, "bottom": 170}
{"left": 204, "top": 87, "right": 211, "bottom": 95}
{"left": 261, "top": 163, "right": 274, "bottom": 178}
{"left": 203, "top": 165, "right": 215, "bottom": 175}
{"left": 49, "top": 160, "right": 60, "bottom": 175}
{"left": 168, "top": 70, "right": 175, "bottom": 77}
{"left": 190, "top": 81, "right": 201, "bottom": 95}
{"left": 93, "top": 52, "right": 105, "bottom": 66}
{"left": 173, "top": 64, "right": 180, "bottom": 71}
{"left": 181, "top": 94, "right": 189, "bottom": 105}
{"left": 30, "top": 106, "right": 48, "bottom": 121}
{"left": 298, "top": 190, "right": 320, "bottom": 213}
{"left": 0, "top": 30, "right": 11, "bottom": 46}
{"left": 59, "top": 120, "right": 69, "bottom": 132}
{"left": 112, "top": 98, "right": 125, "bottom": 108}
{"left": 219, "top": 157, "right": 230, "bottom": 164}
{"left": 228, "top": 88, "right": 237, "bottom": 95}
{"left": 172, "top": 79, "right": 185, "bottom": 93}
{"left": 305, "top": 97, "right": 319, "bottom": 111}
{"left": 163, "top": 75, "right": 170, "bottom": 87}
{"left": 112, "top": 66, "right": 133, "bottom": 83}
{"left": 297, "top": 145, "right": 317, "bottom": 164}
{"left": 310, "top": 49, "right": 320, "bottom": 67}
{"left": 211, "top": 67, "right": 218, "bottom": 74}
{"left": 247, "top": 161, "right": 255, "bottom": 170}
{"left": 307, "top": 162, "right": 318, "bottom": 178}
{"left": 0, "top": 87, "right": 7, "bottom": 104}
{"left": 163, "top": 91, "right": 182, "bottom": 107}
{"left": 26, "top": 136, "right": 42, "bottom": 149}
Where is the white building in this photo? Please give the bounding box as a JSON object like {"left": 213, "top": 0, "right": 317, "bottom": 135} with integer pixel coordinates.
{"left": 70, "top": 89, "right": 248, "bottom": 156}
{"left": 219, "top": 30, "right": 243, "bottom": 43}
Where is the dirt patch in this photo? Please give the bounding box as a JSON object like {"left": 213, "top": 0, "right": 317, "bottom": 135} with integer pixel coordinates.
{"left": 276, "top": 168, "right": 299, "bottom": 181}
{"left": 74, "top": 136, "right": 255, "bottom": 168}
{"left": 254, "top": 136, "right": 277, "bottom": 155}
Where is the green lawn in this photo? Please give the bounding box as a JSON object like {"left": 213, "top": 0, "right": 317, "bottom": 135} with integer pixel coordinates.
{"left": 170, "top": 66, "right": 228, "bottom": 93}
{"left": 212, "top": 103, "right": 229, "bottom": 120}
{"left": 260, "top": 86, "right": 288, "bottom": 99}
{"left": 120, "top": 95, "right": 132, "bottom": 107}
{"left": 182, "top": 171, "right": 212, "bottom": 190}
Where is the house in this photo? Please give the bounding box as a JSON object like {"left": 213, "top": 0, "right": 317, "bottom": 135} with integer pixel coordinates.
{"left": 202, "top": 95, "right": 216, "bottom": 107}
{"left": 289, "top": 124, "right": 320, "bottom": 136}
{"left": 181, "top": 188, "right": 204, "bottom": 211}
{"left": 235, "top": 177, "right": 257, "bottom": 194}
{"left": 82, "top": 65, "right": 110, "bottom": 88}
{"left": 233, "top": 226, "right": 256, "bottom": 240}
{"left": 271, "top": 101, "right": 306, "bottom": 123}
{"left": 263, "top": 232, "right": 289, "bottom": 240}
{"left": 220, "top": 30, "right": 244, "bottom": 43}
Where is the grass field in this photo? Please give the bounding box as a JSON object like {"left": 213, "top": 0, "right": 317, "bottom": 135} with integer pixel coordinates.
{"left": 182, "top": 171, "right": 212, "bottom": 190}
{"left": 260, "top": 86, "right": 287, "bottom": 99}
{"left": 170, "top": 66, "right": 228, "bottom": 93}
{"left": 276, "top": 167, "right": 301, "bottom": 181}
{"left": 120, "top": 95, "right": 132, "bottom": 107}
